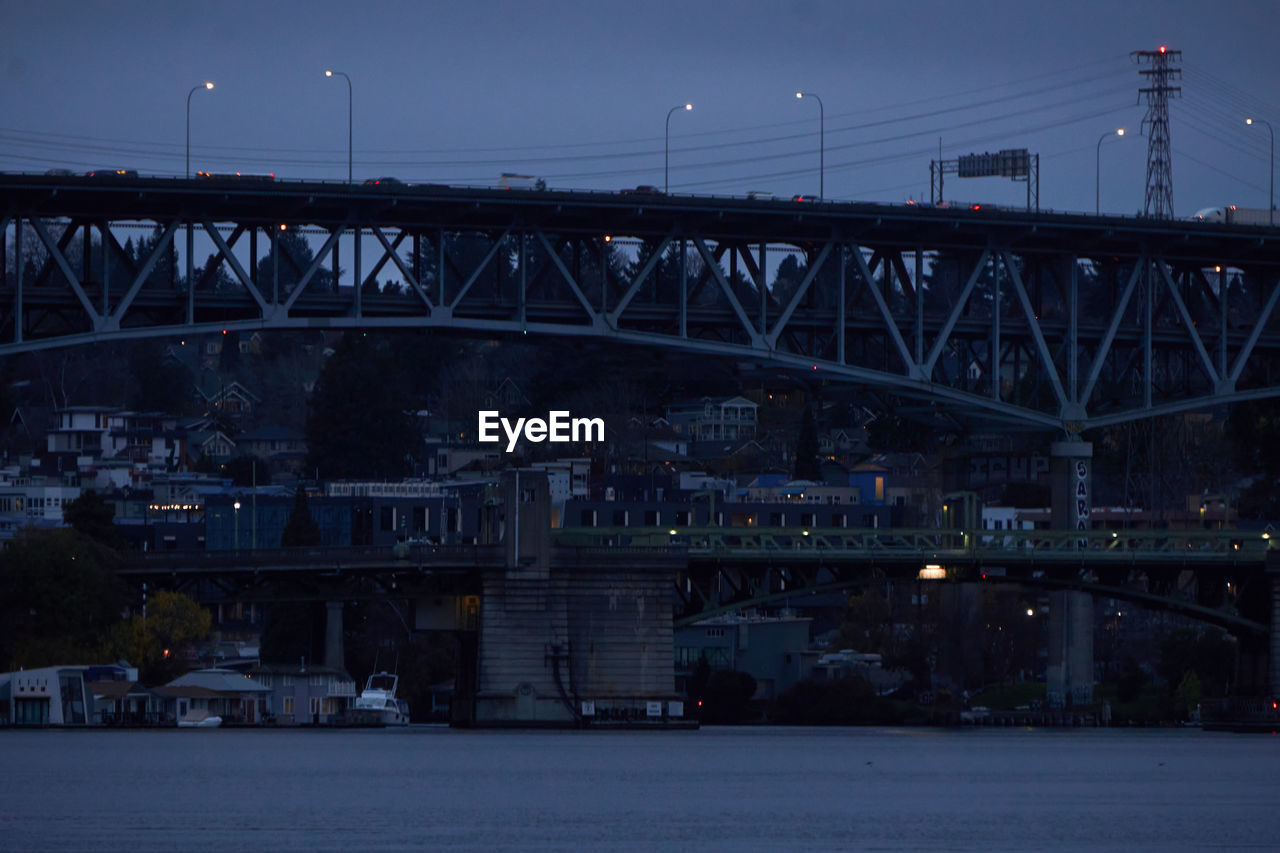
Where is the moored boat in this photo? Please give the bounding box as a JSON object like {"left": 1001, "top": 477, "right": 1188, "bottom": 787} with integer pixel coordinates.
{"left": 177, "top": 709, "right": 223, "bottom": 728}
{"left": 350, "top": 672, "right": 410, "bottom": 726}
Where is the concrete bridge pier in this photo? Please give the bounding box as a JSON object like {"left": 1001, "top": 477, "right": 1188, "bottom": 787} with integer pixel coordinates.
{"left": 1270, "top": 573, "right": 1280, "bottom": 698}
{"left": 465, "top": 470, "right": 683, "bottom": 727}
{"left": 1047, "top": 590, "right": 1094, "bottom": 707}
{"left": 1047, "top": 439, "right": 1094, "bottom": 707}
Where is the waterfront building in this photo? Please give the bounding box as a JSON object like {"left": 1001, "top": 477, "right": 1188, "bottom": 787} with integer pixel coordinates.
{"left": 153, "top": 668, "right": 271, "bottom": 725}
{"left": 674, "top": 613, "right": 816, "bottom": 701}
{"left": 0, "top": 666, "right": 94, "bottom": 726}
{"left": 247, "top": 663, "right": 356, "bottom": 725}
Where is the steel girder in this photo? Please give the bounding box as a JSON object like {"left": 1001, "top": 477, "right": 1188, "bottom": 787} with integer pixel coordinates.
{"left": 4, "top": 175, "right": 1280, "bottom": 431}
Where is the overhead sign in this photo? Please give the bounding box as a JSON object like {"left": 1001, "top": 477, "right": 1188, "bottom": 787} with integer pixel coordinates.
{"left": 957, "top": 148, "right": 1031, "bottom": 179}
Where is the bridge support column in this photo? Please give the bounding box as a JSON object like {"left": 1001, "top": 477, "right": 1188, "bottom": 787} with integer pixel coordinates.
{"left": 469, "top": 470, "right": 682, "bottom": 727}
{"left": 324, "top": 601, "right": 345, "bottom": 672}
{"left": 1050, "top": 440, "right": 1092, "bottom": 537}
{"left": 1270, "top": 575, "right": 1280, "bottom": 698}
{"left": 1047, "top": 591, "right": 1093, "bottom": 708}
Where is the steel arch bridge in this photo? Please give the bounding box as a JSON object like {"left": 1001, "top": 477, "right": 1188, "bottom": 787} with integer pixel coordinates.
{"left": 3, "top": 173, "right": 1280, "bottom": 431}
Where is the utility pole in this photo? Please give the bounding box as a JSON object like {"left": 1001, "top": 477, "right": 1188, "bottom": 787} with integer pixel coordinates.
{"left": 1133, "top": 46, "right": 1181, "bottom": 219}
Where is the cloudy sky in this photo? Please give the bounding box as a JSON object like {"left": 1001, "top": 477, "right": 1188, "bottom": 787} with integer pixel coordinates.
{"left": 2, "top": 0, "right": 1277, "bottom": 216}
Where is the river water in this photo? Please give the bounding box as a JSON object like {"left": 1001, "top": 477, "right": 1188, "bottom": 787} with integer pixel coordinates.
{"left": 2, "top": 726, "right": 1277, "bottom": 851}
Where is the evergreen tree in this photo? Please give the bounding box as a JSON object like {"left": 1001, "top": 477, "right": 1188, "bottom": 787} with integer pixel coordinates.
{"left": 306, "top": 333, "right": 420, "bottom": 480}
{"left": 793, "top": 405, "right": 821, "bottom": 481}
{"left": 281, "top": 487, "right": 322, "bottom": 547}
{"left": 0, "top": 528, "right": 124, "bottom": 668}
{"left": 64, "top": 489, "right": 125, "bottom": 551}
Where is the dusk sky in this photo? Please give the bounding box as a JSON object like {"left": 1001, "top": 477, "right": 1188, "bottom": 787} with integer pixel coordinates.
{"left": 2, "top": 0, "right": 1278, "bottom": 216}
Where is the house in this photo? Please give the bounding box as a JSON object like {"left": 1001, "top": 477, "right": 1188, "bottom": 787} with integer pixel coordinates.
{"left": 666, "top": 396, "right": 758, "bottom": 442}
{"left": 674, "top": 613, "right": 816, "bottom": 701}
{"left": 6, "top": 405, "right": 52, "bottom": 455}
{"left": 0, "top": 477, "right": 81, "bottom": 525}
{"left": 194, "top": 375, "right": 261, "bottom": 426}
{"left": 528, "top": 458, "right": 591, "bottom": 509}
{"left": 422, "top": 441, "right": 502, "bottom": 478}
{"left": 248, "top": 663, "right": 356, "bottom": 724}
{"left": 185, "top": 430, "right": 236, "bottom": 467}
{"left": 104, "top": 411, "right": 186, "bottom": 468}
{"left": 152, "top": 668, "right": 271, "bottom": 724}
{"left": 89, "top": 675, "right": 160, "bottom": 726}
{"left": 234, "top": 426, "right": 307, "bottom": 472}
{"left": 46, "top": 405, "right": 119, "bottom": 459}
{"left": 0, "top": 665, "right": 94, "bottom": 726}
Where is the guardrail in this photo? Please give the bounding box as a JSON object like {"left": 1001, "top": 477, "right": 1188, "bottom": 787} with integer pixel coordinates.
{"left": 9, "top": 171, "right": 1277, "bottom": 226}
{"left": 118, "top": 526, "right": 1273, "bottom": 575}
{"left": 552, "top": 526, "right": 1275, "bottom": 560}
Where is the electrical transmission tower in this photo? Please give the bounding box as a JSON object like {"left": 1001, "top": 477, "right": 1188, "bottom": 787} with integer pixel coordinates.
{"left": 1133, "top": 46, "right": 1181, "bottom": 219}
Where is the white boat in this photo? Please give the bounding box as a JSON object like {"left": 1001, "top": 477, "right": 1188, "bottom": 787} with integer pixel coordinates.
{"left": 352, "top": 672, "right": 410, "bottom": 725}
{"left": 177, "top": 709, "right": 223, "bottom": 728}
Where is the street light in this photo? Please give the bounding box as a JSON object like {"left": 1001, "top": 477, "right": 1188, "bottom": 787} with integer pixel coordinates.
{"left": 1095, "top": 127, "right": 1124, "bottom": 216}
{"left": 233, "top": 501, "right": 241, "bottom": 549}
{"left": 665, "top": 103, "right": 692, "bottom": 194}
{"left": 325, "top": 70, "right": 353, "bottom": 183}
{"left": 1246, "top": 117, "right": 1275, "bottom": 226}
{"left": 185, "top": 81, "right": 214, "bottom": 178}
{"left": 795, "top": 91, "right": 825, "bottom": 200}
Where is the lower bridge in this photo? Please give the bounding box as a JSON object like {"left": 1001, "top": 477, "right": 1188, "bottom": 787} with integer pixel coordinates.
{"left": 120, "top": 475, "right": 1280, "bottom": 724}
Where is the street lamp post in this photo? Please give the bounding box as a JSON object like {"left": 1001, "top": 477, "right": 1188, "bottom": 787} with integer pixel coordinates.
{"left": 185, "top": 81, "right": 213, "bottom": 312}
{"left": 1095, "top": 127, "right": 1125, "bottom": 216}
{"left": 665, "top": 103, "right": 692, "bottom": 194}
{"left": 185, "top": 81, "right": 214, "bottom": 177}
{"left": 795, "top": 91, "right": 824, "bottom": 200}
{"left": 1246, "top": 117, "right": 1275, "bottom": 226}
{"left": 233, "top": 501, "right": 241, "bottom": 550}
{"left": 325, "top": 70, "right": 353, "bottom": 183}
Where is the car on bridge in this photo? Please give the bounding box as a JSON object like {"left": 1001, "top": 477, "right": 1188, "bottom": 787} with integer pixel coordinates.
{"left": 363, "top": 177, "right": 404, "bottom": 187}
{"left": 85, "top": 168, "right": 138, "bottom": 178}
{"left": 196, "top": 171, "right": 276, "bottom": 183}
{"left": 622, "top": 185, "right": 664, "bottom": 196}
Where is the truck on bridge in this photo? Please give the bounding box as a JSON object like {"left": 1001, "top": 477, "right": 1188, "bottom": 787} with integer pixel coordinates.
{"left": 1191, "top": 205, "right": 1275, "bottom": 225}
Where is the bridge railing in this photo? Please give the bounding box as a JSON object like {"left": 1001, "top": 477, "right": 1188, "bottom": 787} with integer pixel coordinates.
{"left": 552, "top": 526, "right": 1274, "bottom": 560}
{"left": 118, "top": 527, "right": 1271, "bottom": 575}
{"left": 121, "top": 542, "right": 498, "bottom": 573}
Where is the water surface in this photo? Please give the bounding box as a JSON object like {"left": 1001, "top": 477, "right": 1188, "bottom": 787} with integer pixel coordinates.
{"left": 2, "top": 726, "right": 1277, "bottom": 851}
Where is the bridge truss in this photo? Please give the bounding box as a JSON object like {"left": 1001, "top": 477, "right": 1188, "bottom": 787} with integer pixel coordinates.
{"left": 559, "top": 526, "right": 1271, "bottom": 634}
{"left": 3, "top": 175, "right": 1280, "bottom": 430}
{"left": 118, "top": 528, "right": 1273, "bottom": 639}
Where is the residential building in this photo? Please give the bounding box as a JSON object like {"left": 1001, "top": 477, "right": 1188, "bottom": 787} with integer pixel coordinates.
{"left": 0, "top": 666, "right": 94, "bottom": 726}
{"left": 674, "top": 613, "right": 816, "bottom": 700}
{"left": 152, "top": 668, "right": 271, "bottom": 724}
{"left": 667, "top": 396, "right": 758, "bottom": 442}
{"left": 248, "top": 663, "right": 356, "bottom": 724}
{"left": 235, "top": 426, "right": 307, "bottom": 472}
